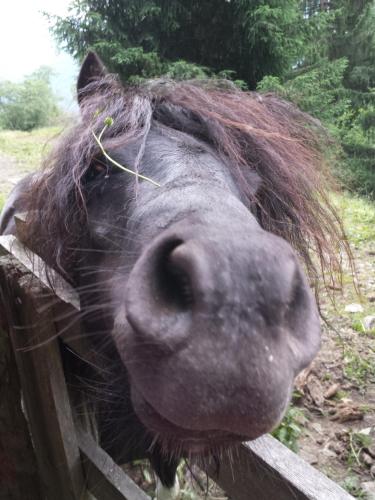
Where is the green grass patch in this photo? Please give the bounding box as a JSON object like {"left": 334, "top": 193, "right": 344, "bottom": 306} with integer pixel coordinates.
{"left": 351, "top": 316, "right": 375, "bottom": 336}
{"left": 331, "top": 191, "right": 375, "bottom": 245}
{"left": 351, "top": 318, "right": 365, "bottom": 333}
{"left": 0, "top": 126, "right": 62, "bottom": 171}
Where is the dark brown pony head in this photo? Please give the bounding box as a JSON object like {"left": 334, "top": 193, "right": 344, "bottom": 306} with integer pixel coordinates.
{"left": 21, "top": 53, "right": 349, "bottom": 458}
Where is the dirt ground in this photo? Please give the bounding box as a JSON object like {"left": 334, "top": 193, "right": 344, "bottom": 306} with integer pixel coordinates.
{"left": 295, "top": 237, "right": 375, "bottom": 497}
{"left": 0, "top": 143, "right": 374, "bottom": 498}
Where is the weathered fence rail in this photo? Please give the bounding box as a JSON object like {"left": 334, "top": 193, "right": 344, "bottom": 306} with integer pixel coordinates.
{"left": 0, "top": 233, "right": 354, "bottom": 500}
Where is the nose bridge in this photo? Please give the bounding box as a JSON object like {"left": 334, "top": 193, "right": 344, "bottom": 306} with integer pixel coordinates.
{"left": 127, "top": 181, "right": 258, "bottom": 251}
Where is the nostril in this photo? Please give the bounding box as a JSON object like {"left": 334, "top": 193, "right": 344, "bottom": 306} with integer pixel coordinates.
{"left": 125, "top": 237, "right": 195, "bottom": 348}
{"left": 154, "top": 240, "right": 194, "bottom": 311}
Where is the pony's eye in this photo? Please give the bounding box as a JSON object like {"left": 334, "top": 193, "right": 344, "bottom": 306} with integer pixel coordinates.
{"left": 87, "top": 157, "right": 123, "bottom": 183}
{"left": 93, "top": 163, "right": 107, "bottom": 175}
{"left": 87, "top": 161, "right": 110, "bottom": 181}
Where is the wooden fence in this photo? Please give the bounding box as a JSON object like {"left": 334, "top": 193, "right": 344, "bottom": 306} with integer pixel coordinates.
{"left": 0, "top": 233, "right": 354, "bottom": 500}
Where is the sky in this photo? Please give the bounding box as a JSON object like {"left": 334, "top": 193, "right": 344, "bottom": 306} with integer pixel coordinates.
{"left": 0, "top": 0, "right": 78, "bottom": 110}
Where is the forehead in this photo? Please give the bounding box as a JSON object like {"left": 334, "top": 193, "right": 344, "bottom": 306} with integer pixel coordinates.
{"left": 115, "top": 124, "right": 241, "bottom": 193}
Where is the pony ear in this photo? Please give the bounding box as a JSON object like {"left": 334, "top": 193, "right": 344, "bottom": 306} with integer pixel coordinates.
{"left": 77, "top": 52, "right": 108, "bottom": 105}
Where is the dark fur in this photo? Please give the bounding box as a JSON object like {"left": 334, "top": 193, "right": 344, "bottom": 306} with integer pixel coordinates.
{"left": 0, "top": 53, "right": 351, "bottom": 488}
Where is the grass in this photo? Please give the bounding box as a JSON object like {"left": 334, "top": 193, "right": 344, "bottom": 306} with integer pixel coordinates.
{"left": 341, "top": 475, "right": 366, "bottom": 498}
{"left": 343, "top": 348, "right": 375, "bottom": 387}
{"left": 331, "top": 191, "right": 375, "bottom": 245}
{"left": 347, "top": 430, "right": 372, "bottom": 468}
{"left": 321, "top": 191, "right": 375, "bottom": 321}
{"left": 351, "top": 316, "right": 375, "bottom": 336}
{"left": 340, "top": 431, "right": 373, "bottom": 497}
{"left": 0, "top": 126, "right": 62, "bottom": 171}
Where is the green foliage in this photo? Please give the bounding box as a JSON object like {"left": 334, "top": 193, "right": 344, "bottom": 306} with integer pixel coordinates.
{"left": 0, "top": 67, "right": 60, "bottom": 131}
{"left": 343, "top": 348, "right": 375, "bottom": 387}
{"left": 299, "top": 5, "right": 334, "bottom": 66}
{"left": 258, "top": 58, "right": 351, "bottom": 130}
{"left": 234, "top": 0, "right": 306, "bottom": 86}
{"left": 348, "top": 65, "right": 375, "bottom": 93}
{"left": 256, "top": 75, "right": 285, "bottom": 94}
{"left": 341, "top": 475, "right": 366, "bottom": 498}
{"left": 303, "top": 0, "right": 375, "bottom": 88}
{"left": 352, "top": 318, "right": 366, "bottom": 334}
{"left": 357, "top": 106, "right": 375, "bottom": 140}
{"left": 338, "top": 150, "right": 375, "bottom": 198}
{"left": 258, "top": 59, "right": 375, "bottom": 197}
{"left": 328, "top": 0, "right": 375, "bottom": 90}
{"left": 272, "top": 406, "right": 307, "bottom": 452}
{"left": 257, "top": 1, "right": 375, "bottom": 198}
{"left": 49, "top": 0, "right": 308, "bottom": 88}
{"left": 347, "top": 430, "right": 373, "bottom": 471}
{"left": 164, "top": 60, "right": 209, "bottom": 81}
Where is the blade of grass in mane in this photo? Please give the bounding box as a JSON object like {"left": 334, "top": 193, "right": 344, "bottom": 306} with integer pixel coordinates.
{"left": 92, "top": 121, "right": 161, "bottom": 187}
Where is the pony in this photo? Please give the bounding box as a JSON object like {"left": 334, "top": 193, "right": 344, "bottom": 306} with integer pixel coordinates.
{"left": 0, "top": 52, "right": 348, "bottom": 497}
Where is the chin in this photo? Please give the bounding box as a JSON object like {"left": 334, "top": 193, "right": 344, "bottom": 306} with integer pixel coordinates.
{"left": 131, "top": 385, "right": 273, "bottom": 457}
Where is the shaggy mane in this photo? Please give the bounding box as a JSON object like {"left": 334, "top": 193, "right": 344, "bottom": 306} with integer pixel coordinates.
{"left": 23, "top": 75, "right": 351, "bottom": 293}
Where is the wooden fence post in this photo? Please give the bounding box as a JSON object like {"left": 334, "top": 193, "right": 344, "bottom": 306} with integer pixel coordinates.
{"left": 0, "top": 265, "right": 43, "bottom": 500}
{"left": 0, "top": 252, "right": 87, "bottom": 500}
{"left": 0, "top": 235, "right": 151, "bottom": 500}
